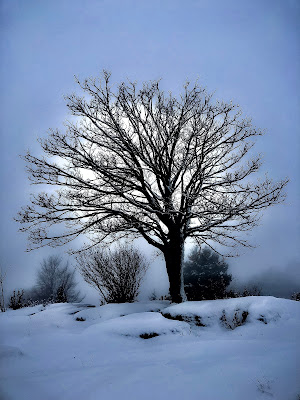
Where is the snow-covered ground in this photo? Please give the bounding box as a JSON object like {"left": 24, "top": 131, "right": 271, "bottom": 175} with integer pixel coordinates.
{"left": 0, "top": 297, "right": 299, "bottom": 400}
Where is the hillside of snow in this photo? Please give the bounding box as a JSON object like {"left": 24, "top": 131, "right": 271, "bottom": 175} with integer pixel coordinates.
{"left": 0, "top": 297, "right": 299, "bottom": 400}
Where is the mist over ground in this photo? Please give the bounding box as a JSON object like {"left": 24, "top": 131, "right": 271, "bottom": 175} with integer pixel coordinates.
{"left": 231, "top": 260, "right": 300, "bottom": 299}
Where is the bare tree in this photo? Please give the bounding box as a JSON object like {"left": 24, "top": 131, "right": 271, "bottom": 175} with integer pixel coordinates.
{"left": 32, "top": 256, "right": 82, "bottom": 303}
{"left": 76, "top": 244, "right": 148, "bottom": 303}
{"left": 0, "top": 266, "right": 7, "bottom": 312}
{"left": 16, "top": 72, "right": 288, "bottom": 302}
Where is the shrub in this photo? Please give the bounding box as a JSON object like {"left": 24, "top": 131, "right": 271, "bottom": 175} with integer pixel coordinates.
{"left": 291, "top": 292, "right": 300, "bottom": 301}
{"left": 220, "top": 309, "right": 249, "bottom": 330}
{"left": 77, "top": 244, "right": 148, "bottom": 303}
{"left": 226, "top": 285, "right": 262, "bottom": 298}
{"left": 162, "top": 311, "right": 205, "bottom": 327}
{"left": 9, "top": 290, "right": 25, "bottom": 310}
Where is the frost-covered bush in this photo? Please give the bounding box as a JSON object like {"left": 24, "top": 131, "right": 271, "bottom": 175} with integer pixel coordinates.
{"left": 162, "top": 311, "right": 205, "bottom": 327}
{"left": 161, "top": 297, "right": 284, "bottom": 330}
{"left": 77, "top": 244, "right": 148, "bottom": 303}
{"left": 220, "top": 309, "right": 249, "bottom": 330}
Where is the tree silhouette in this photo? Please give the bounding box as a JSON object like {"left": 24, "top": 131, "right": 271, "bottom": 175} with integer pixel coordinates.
{"left": 17, "top": 72, "right": 288, "bottom": 302}
{"left": 32, "top": 256, "right": 81, "bottom": 303}
{"left": 184, "top": 246, "right": 232, "bottom": 300}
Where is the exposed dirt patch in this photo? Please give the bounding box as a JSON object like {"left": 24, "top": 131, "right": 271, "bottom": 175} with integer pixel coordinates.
{"left": 139, "top": 332, "right": 159, "bottom": 339}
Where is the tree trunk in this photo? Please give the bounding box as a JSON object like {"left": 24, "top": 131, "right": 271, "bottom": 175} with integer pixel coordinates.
{"left": 163, "top": 235, "right": 186, "bottom": 303}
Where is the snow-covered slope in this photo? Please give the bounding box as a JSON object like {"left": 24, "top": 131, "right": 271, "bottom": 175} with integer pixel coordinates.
{"left": 0, "top": 297, "right": 299, "bottom": 400}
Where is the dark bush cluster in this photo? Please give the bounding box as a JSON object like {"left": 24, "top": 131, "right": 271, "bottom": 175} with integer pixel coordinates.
{"left": 162, "top": 311, "right": 205, "bottom": 327}
{"left": 7, "top": 256, "right": 82, "bottom": 309}
{"left": 291, "top": 292, "right": 300, "bottom": 301}
{"left": 226, "top": 286, "right": 262, "bottom": 299}
{"left": 9, "top": 290, "right": 25, "bottom": 310}
{"left": 220, "top": 309, "right": 249, "bottom": 330}
{"left": 8, "top": 289, "right": 57, "bottom": 310}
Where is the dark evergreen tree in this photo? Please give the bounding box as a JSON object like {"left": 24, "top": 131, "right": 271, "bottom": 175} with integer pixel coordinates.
{"left": 184, "top": 246, "right": 232, "bottom": 300}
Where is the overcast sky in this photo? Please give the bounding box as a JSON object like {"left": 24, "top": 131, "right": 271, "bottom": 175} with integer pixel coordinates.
{"left": 0, "top": 0, "right": 299, "bottom": 299}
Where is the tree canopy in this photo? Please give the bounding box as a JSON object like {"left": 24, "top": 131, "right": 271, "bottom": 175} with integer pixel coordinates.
{"left": 17, "top": 72, "right": 288, "bottom": 302}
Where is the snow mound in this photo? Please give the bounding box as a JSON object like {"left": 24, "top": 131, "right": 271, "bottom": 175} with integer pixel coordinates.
{"left": 73, "top": 300, "right": 169, "bottom": 324}
{"left": 1, "top": 298, "right": 299, "bottom": 400}
{"left": 86, "top": 312, "right": 190, "bottom": 338}
{"left": 162, "top": 296, "right": 300, "bottom": 329}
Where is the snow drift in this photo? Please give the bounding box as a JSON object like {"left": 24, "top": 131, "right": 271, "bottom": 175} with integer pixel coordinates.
{"left": 0, "top": 297, "right": 299, "bottom": 400}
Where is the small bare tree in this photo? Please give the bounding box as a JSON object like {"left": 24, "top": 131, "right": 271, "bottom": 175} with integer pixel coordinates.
{"left": 76, "top": 244, "right": 148, "bottom": 303}
{"left": 32, "top": 256, "right": 82, "bottom": 303}
{"left": 17, "top": 72, "right": 288, "bottom": 302}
